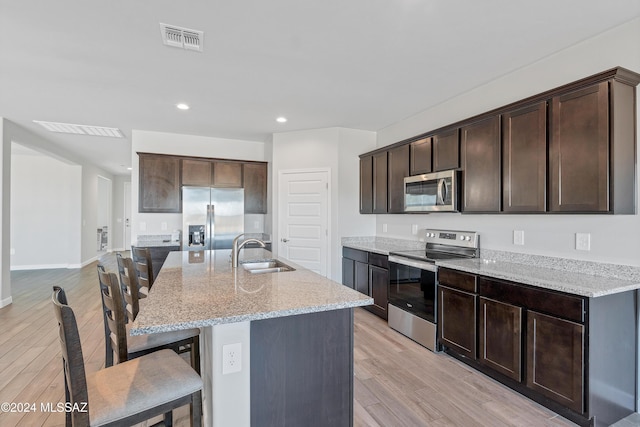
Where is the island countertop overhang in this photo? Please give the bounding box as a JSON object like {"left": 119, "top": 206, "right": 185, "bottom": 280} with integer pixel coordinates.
{"left": 130, "top": 248, "right": 373, "bottom": 335}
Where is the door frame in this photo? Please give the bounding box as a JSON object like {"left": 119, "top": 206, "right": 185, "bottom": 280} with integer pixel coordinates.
{"left": 277, "top": 168, "right": 331, "bottom": 278}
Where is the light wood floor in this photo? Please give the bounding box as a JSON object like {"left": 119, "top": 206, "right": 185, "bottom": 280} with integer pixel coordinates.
{"left": 0, "top": 252, "right": 579, "bottom": 426}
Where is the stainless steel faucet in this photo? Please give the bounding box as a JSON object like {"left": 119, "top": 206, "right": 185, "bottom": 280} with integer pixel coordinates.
{"left": 231, "top": 234, "right": 266, "bottom": 268}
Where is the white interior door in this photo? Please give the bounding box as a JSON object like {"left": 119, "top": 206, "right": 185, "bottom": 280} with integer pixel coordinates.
{"left": 278, "top": 170, "right": 329, "bottom": 276}
{"left": 124, "top": 182, "right": 131, "bottom": 249}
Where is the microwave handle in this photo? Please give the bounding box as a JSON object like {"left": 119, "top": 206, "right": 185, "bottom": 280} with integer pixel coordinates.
{"left": 437, "top": 179, "right": 447, "bottom": 205}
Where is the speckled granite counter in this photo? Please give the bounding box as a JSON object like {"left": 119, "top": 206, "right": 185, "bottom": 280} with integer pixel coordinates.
{"left": 341, "top": 236, "right": 423, "bottom": 255}
{"left": 437, "top": 257, "right": 640, "bottom": 297}
{"left": 130, "top": 248, "right": 372, "bottom": 335}
{"left": 134, "top": 240, "right": 181, "bottom": 247}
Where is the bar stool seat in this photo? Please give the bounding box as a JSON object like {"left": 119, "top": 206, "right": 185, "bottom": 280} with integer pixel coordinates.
{"left": 125, "top": 323, "right": 200, "bottom": 356}
{"left": 87, "top": 349, "right": 201, "bottom": 426}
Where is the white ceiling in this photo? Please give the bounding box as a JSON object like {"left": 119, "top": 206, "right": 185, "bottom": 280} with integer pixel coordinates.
{"left": 2, "top": 1, "right": 640, "bottom": 176}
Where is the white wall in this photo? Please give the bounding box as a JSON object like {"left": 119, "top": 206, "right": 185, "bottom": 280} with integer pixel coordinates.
{"left": 272, "top": 127, "right": 376, "bottom": 281}
{"left": 130, "top": 130, "right": 268, "bottom": 244}
{"left": 374, "top": 17, "right": 640, "bottom": 267}
{"left": 10, "top": 146, "right": 82, "bottom": 269}
{"left": 0, "top": 118, "right": 118, "bottom": 306}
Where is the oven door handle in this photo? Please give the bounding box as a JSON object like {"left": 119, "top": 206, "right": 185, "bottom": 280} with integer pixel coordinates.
{"left": 388, "top": 255, "right": 437, "bottom": 272}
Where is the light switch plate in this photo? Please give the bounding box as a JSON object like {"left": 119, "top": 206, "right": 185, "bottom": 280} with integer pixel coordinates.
{"left": 382, "top": 223, "right": 388, "bottom": 233}
{"left": 576, "top": 233, "right": 591, "bottom": 251}
{"left": 411, "top": 224, "right": 418, "bottom": 235}
{"left": 513, "top": 230, "right": 524, "bottom": 245}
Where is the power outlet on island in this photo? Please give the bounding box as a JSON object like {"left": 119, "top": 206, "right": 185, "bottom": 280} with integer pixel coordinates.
{"left": 222, "top": 342, "right": 242, "bottom": 375}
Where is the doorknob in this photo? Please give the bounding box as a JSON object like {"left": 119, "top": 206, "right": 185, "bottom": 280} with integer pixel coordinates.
{"left": 281, "top": 238, "right": 289, "bottom": 243}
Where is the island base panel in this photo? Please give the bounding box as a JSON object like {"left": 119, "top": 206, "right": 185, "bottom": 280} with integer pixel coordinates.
{"left": 251, "top": 308, "right": 354, "bottom": 427}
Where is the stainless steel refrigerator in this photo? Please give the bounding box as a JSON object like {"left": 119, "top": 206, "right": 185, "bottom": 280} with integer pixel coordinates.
{"left": 182, "top": 187, "right": 244, "bottom": 250}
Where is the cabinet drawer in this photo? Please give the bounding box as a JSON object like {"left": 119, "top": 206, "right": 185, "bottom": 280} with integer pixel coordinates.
{"left": 368, "top": 253, "right": 389, "bottom": 269}
{"left": 342, "top": 247, "right": 368, "bottom": 263}
{"left": 479, "top": 277, "right": 585, "bottom": 323}
{"left": 438, "top": 268, "right": 477, "bottom": 293}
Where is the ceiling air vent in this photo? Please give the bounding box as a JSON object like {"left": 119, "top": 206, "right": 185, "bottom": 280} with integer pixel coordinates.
{"left": 160, "top": 23, "right": 204, "bottom": 52}
{"left": 33, "top": 121, "right": 124, "bottom": 138}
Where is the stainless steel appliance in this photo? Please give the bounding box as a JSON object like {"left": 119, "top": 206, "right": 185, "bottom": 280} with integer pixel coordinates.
{"left": 182, "top": 187, "right": 244, "bottom": 250}
{"left": 388, "top": 229, "right": 478, "bottom": 351}
{"left": 404, "top": 170, "right": 459, "bottom": 212}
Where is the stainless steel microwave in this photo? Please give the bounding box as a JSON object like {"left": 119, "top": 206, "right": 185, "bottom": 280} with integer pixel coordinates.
{"left": 404, "top": 170, "right": 459, "bottom": 212}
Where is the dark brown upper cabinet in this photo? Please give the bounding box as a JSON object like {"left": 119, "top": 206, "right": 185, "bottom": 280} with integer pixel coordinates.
{"left": 433, "top": 129, "right": 460, "bottom": 171}
{"left": 549, "top": 82, "right": 609, "bottom": 213}
{"left": 461, "top": 116, "right": 501, "bottom": 212}
{"left": 212, "top": 161, "right": 243, "bottom": 188}
{"left": 409, "top": 137, "right": 432, "bottom": 175}
{"left": 182, "top": 159, "right": 212, "bottom": 187}
{"left": 372, "top": 152, "right": 388, "bottom": 214}
{"left": 502, "top": 102, "right": 547, "bottom": 212}
{"left": 138, "top": 153, "right": 182, "bottom": 213}
{"left": 244, "top": 162, "right": 268, "bottom": 214}
{"left": 549, "top": 77, "right": 638, "bottom": 214}
{"left": 387, "top": 144, "right": 410, "bottom": 213}
{"left": 359, "top": 156, "right": 373, "bottom": 214}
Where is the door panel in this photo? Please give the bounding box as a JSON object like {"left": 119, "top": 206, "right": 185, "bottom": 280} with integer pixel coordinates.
{"left": 278, "top": 170, "right": 329, "bottom": 276}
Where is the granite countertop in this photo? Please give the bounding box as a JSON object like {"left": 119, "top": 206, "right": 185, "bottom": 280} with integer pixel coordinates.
{"left": 134, "top": 240, "right": 181, "bottom": 248}
{"left": 341, "top": 236, "right": 424, "bottom": 255}
{"left": 436, "top": 258, "right": 640, "bottom": 298}
{"left": 130, "top": 248, "right": 372, "bottom": 335}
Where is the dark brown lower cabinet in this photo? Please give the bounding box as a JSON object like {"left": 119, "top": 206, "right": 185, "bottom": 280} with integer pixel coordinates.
{"left": 342, "top": 247, "right": 388, "bottom": 320}
{"left": 369, "top": 265, "right": 388, "bottom": 320}
{"left": 479, "top": 297, "right": 522, "bottom": 381}
{"left": 438, "top": 285, "right": 477, "bottom": 359}
{"left": 526, "top": 310, "right": 584, "bottom": 413}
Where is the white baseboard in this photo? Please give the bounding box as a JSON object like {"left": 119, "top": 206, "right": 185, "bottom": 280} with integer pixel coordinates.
{"left": 0, "top": 296, "right": 12, "bottom": 308}
{"left": 81, "top": 256, "right": 98, "bottom": 267}
{"left": 11, "top": 263, "right": 71, "bottom": 271}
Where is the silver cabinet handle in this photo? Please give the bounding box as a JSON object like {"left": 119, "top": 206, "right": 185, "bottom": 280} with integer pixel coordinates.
{"left": 281, "top": 238, "right": 289, "bottom": 242}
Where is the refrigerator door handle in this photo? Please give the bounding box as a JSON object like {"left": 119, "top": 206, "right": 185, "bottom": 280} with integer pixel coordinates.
{"left": 207, "top": 204, "right": 214, "bottom": 250}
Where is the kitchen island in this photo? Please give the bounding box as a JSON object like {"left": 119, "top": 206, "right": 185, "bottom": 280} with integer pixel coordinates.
{"left": 131, "top": 248, "right": 372, "bottom": 427}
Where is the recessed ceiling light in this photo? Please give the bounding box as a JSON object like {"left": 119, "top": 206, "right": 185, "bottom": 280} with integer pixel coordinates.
{"left": 33, "top": 120, "right": 124, "bottom": 138}
{"left": 176, "top": 103, "right": 190, "bottom": 110}
{"left": 276, "top": 117, "right": 287, "bottom": 123}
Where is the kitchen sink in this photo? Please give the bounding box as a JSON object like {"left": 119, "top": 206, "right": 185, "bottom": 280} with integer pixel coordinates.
{"left": 241, "top": 259, "right": 295, "bottom": 274}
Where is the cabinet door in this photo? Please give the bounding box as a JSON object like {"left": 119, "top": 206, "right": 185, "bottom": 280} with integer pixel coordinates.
{"left": 410, "top": 137, "right": 432, "bottom": 175}
{"left": 372, "top": 152, "right": 388, "bottom": 214}
{"left": 182, "top": 159, "right": 212, "bottom": 186}
{"left": 433, "top": 129, "right": 459, "bottom": 171}
{"left": 549, "top": 82, "right": 609, "bottom": 212}
{"left": 342, "top": 258, "right": 355, "bottom": 289}
{"left": 502, "top": 102, "right": 547, "bottom": 212}
{"left": 387, "top": 144, "right": 409, "bottom": 213}
{"left": 526, "top": 311, "right": 584, "bottom": 413}
{"left": 359, "top": 156, "right": 373, "bottom": 214}
{"left": 213, "top": 161, "right": 243, "bottom": 188}
{"left": 354, "top": 261, "right": 369, "bottom": 296}
{"left": 461, "top": 116, "right": 501, "bottom": 212}
{"left": 438, "top": 285, "right": 477, "bottom": 359}
{"left": 479, "top": 297, "right": 522, "bottom": 381}
{"left": 244, "top": 163, "right": 267, "bottom": 214}
{"left": 369, "top": 265, "right": 388, "bottom": 320}
{"left": 138, "top": 154, "right": 182, "bottom": 213}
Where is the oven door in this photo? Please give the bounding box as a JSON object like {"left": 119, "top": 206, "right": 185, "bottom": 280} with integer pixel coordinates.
{"left": 388, "top": 258, "right": 437, "bottom": 323}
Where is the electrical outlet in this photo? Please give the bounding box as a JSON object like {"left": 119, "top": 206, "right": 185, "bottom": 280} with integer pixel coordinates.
{"left": 139, "top": 221, "right": 146, "bottom": 231}
{"left": 513, "top": 230, "right": 525, "bottom": 246}
{"left": 161, "top": 222, "right": 168, "bottom": 231}
{"left": 10, "top": 248, "right": 15, "bottom": 255}
{"left": 576, "top": 233, "right": 591, "bottom": 251}
{"left": 222, "top": 342, "right": 242, "bottom": 375}
{"left": 411, "top": 224, "right": 418, "bottom": 235}
{"left": 382, "top": 223, "right": 388, "bottom": 233}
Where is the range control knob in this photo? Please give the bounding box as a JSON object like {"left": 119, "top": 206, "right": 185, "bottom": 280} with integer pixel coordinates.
{"left": 459, "top": 235, "right": 465, "bottom": 240}
{"left": 465, "top": 236, "right": 471, "bottom": 241}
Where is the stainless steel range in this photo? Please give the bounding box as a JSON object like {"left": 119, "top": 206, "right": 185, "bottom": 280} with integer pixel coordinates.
{"left": 387, "top": 229, "right": 479, "bottom": 351}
